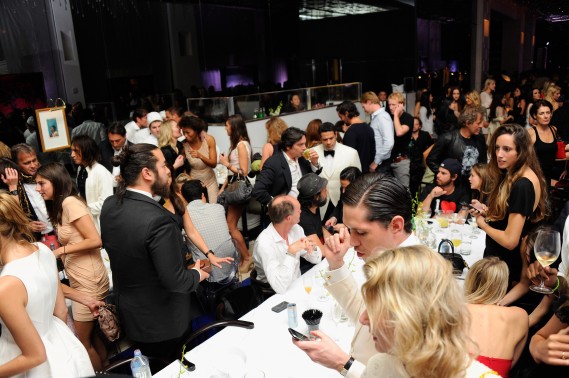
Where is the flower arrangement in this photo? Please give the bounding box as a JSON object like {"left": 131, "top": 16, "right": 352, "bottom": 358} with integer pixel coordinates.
{"left": 268, "top": 101, "right": 283, "bottom": 116}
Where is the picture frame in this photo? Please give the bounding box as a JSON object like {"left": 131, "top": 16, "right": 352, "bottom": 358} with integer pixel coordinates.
{"left": 35, "top": 106, "right": 71, "bottom": 152}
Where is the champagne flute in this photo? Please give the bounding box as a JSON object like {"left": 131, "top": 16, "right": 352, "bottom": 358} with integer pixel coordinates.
{"left": 530, "top": 229, "right": 561, "bottom": 294}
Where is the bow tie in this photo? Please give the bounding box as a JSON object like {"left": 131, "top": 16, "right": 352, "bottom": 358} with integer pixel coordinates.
{"left": 324, "top": 150, "right": 335, "bottom": 157}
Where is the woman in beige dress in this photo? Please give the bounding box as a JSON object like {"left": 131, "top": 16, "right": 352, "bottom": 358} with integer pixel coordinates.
{"left": 36, "top": 163, "right": 109, "bottom": 371}
{"left": 180, "top": 116, "right": 219, "bottom": 203}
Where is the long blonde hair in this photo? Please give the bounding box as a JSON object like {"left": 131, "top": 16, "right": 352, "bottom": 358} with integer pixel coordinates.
{"left": 465, "top": 90, "right": 482, "bottom": 107}
{"left": 465, "top": 257, "right": 508, "bottom": 304}
{"left": 486, "top": 124, "right": 547, "bottom": 223}
{"left": 158, "top": 120, "right": 179, "bottom": 151}
{"left": 362, "top": 245, "right": 474, "bottom": 378}
{"left": 0, "top": 191, "right": 34, "bottom": 263}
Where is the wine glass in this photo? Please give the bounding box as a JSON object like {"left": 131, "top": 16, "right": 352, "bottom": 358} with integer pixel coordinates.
{"left": 303, "top": 275, "right": 313, "bottom": 296}
{"left": 530, "top": 229, "right": 561, "bottom": 294}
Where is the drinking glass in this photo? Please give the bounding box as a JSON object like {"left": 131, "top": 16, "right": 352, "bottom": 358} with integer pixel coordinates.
{"left": 450, "top": 229, "right": 462, "bottom": 252}
{"left": 468, "top": 219, "right": 480, "bottom": 238}
{"left": 530, "top": 229, "right": 561, "bottom": 294}
{"left": 303, "top": 275, "right": 314, "bottom": 296}
{"left": 436, "top": 211, "right": 449, "bottom": 228}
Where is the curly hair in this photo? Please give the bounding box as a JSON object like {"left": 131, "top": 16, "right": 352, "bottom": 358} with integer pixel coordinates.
{"left": 362, "top": 245, "right": 474, "bottom": 378}
{"left": 265, "top": 117, "right": 288, "bottom": 145}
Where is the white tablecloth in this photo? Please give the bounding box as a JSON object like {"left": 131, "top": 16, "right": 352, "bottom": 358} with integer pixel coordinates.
{"left": 155, "top": 224, "right": 486, "bottom": 378}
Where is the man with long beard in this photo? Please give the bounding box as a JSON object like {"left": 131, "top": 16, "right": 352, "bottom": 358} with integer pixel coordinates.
{"left": 101, "top": 143, "right": 210, "bottom": 360}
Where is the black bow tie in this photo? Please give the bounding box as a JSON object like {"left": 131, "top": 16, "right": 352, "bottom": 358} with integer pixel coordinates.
{"left": 324, "top": 150, "right": 335, "bottom": 157}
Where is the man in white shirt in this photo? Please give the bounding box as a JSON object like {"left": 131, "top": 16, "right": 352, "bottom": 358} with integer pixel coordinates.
{"left": 124, "top": 108, "right": 149, "bottom": 143}
{"left": 360, "top": 91, "right": 394, "bottom": 174}
{"left": 133, "top": 112, "right": 162, "bottom": 145}
{"left": 10, "top": 144, "right": 54, "bottom": 240}
{"left": 253, "top": 195, "right": 322, "bottom": 294}
{"left": 293, "top": 173, "right": 419, "bottom": 378}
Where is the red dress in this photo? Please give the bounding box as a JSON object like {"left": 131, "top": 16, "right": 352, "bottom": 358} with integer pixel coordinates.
{"left": 477, "top": 355, "right": 512, "bottom": 378}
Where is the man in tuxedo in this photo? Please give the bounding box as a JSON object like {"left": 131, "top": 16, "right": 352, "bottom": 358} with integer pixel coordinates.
{"left": 252, "top": 127, "right": 321, "bottom": 206}
{"left": 101, "top": 143, "right": 210, "bottom": 360}
{"left": 293, "top": 174, "right": 419, "bottom": 377}
{"left": 312, "top": 122, "right": 361, "bottom": 220}
{"left": 99, "top": 122, "right": 131, "bottom": 187}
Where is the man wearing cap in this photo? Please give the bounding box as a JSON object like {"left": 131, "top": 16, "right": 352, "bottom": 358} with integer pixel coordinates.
{"left": 297, "top": 173, "right": 329, "bottom": 272}
{"left": 252, "top": 195, "right": 322, "bottom": 294}
{"left": 312, "top": 122, "right": 361, "bottom": 220}
{"left": 125, "top": 108, "right": 149, "bottom": 143}
{"left": 133, "top": 112, "right": 162, "bottom": 145}
{"left": 426, "top": 105, "right": 487, "bottom": 186}
{"left": 421, "top": 158, "right": 470, "bottom": 217}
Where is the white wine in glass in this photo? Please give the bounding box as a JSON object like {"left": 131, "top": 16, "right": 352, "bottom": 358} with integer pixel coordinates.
{"left": 303, "top": 275, "right": 313, "bottom": 296}
{"left": 530, "top": 229, "right": 561, "bottom": 294}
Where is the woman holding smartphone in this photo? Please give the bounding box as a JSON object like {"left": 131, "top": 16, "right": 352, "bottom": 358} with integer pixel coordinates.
{"left": 471, "top": 124, "right": 547, "bottom": 287}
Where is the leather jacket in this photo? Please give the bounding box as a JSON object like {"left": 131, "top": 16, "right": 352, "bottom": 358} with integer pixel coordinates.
{"left": 427, "top": 129, "right": 487, "bottom": 177}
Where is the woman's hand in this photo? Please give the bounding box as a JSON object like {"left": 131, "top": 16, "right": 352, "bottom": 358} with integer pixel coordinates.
{"left": 189, "top": 149, "right": 201, "bottom": 159}
{"left": 533, "top": 326, "right": 569, "bottom": 365}
{"left": 208, "top": 253, "right": 234, "bottom": 269}
{"left": 173, "top": 154, "right": 185, "bottom": 169}
{"left": 219, "top": 152, "right": 230, "bottom": 167}
{"left": 1, "top": 167, "right": 19, "bottom": 189}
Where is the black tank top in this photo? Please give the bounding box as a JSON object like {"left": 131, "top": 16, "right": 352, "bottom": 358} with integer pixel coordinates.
{"left": 532, "top": 125, "right": 558, "bottom": 183}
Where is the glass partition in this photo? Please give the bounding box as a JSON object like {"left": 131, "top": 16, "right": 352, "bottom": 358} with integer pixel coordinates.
{"left": 187, "top": 82, "right": 361, "bottom": 124}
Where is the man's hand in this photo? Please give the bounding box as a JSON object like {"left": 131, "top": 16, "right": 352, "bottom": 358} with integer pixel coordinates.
{"left": 369, "top": 162, "right": 378, "bottom": 172}
{"left": 325, "top": 217, "right": 337, "bottom": 228}
{"left": 393, "top": 103, "right": 404, "bottom": 118}
{"left": 30, "top": 221, "right": 47, "bottom": 233}
{"left": 430, "top": 186, "right": 446, "bottom": 198}
{"left": 527, "top": 261, "right": 558, "bottom": 287}
{"left": 190, "top": 259, "right": 211, "bottom": 281}
{"left": 325, "top": 227, "right": 351, "bottom": 270}
{"left": 288, "top": 238, "right": 309, "bottom": 255}
{"left": 309, "top": 149, "right": 320, "bottom": 167}
{"left": 292, "top": 330, "right": 351, "bottom": 370}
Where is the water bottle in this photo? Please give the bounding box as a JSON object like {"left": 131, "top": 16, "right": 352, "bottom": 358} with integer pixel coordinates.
{"left": 130, "top": 349, "right": 152, "bottom": 377}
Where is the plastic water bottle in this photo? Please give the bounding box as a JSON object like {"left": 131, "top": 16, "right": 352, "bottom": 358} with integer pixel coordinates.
{"left": 130, "top": 349, "right": 152, "bottom": 377}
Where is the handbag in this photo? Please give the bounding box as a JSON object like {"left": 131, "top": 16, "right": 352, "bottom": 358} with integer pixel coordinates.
{"left": 437, "top": 239, "right": 469, "bottom": 275}
{"left": 224, "top": 169, "right": 252, "bottom": 205}
{"left": 98, "top": 304, "right": 121, "bottom": 342}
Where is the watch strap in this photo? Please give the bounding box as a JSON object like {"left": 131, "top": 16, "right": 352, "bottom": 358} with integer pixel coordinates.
{"left": 9, "top": 189, "right": 18, "bottom": 196}
{"left": 339, "top": 356, "right": 354, "bottom": 376}
{"left": 204, "top": 250, "right": 214, "bottom": 257}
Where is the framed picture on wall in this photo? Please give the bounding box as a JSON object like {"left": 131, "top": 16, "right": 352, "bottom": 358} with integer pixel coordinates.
{"left": 35, "top": 107, "right": 71, "bottom": 152}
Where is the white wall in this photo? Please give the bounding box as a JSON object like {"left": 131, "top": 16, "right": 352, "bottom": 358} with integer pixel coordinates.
{"left": 208, "top": 103, "right": 366, "bottom": 154}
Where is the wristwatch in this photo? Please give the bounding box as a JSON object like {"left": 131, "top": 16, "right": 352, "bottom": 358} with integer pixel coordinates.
{"left": 204, "top": 250, "right": 214, "bottom": 258}
{"left": 9, "top": 189, "right": 18, "bottom": 196}
{"left": 338, "top": 356, "right": 354, "bottom": 376}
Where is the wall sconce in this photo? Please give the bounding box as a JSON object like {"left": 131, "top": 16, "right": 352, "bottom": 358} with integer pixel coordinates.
{"left": 483, "top": 19, "right": 490, "bottom": 37}
{"left": 520, "top": 31, "right": 525, "bottom": 45}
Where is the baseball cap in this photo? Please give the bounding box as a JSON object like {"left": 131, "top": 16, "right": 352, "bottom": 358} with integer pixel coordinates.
{"left": 297, "top": 173, "right": 328, "bottom": 199}
{"left": 439, "top": 158, "right": 461, "bottom": 176}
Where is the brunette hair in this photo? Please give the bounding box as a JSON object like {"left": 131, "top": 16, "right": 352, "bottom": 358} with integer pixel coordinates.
{"left": 305, "top": 119, "right": 322, "bottom": 148}
{"left": 36, "top": 163, "right": 82, "bottom": 226}
{"left": 71, "top": 135, "right": 100, "bottom": 168}
{"left": 226, "top": 114, "right": 250, "bottom": 154}
{"left": 265, "top": 117, "right": 288, "bottom": 145}
{"left": 486, "top": 124, "right": 547, "bottom": 223}
{"left": 470, "top": 163, "right": 488, "bottom": 202}
{"left": 111, "top": 143, "right": 159, "bottom": 201}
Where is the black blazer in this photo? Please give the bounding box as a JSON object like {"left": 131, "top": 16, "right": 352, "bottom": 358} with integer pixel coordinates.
{"left": 252, "top": 151, "right": 318, "bottom": 205}
{"left": 99, "top": 141, "right": 132, "bottom": 172}
{"left": 100, "top": 191, "right": 200, "bottom": 343}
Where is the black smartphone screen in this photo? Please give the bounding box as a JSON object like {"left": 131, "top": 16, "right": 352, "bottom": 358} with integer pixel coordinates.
{"left": 271, "top": 301, "right": 289, "bottom": 313}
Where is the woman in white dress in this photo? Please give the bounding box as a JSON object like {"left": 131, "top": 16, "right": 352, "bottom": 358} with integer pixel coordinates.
{"left": 0, "top": 191, "right": 95, "bottom": 377}
{"left": 359, "top": 245, "right": 499, "bottom": 378}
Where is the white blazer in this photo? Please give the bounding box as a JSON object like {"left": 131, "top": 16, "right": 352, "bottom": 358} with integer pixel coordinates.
{"left": 313, "top": 142, "right": 361, "bottom": 218}
{"left": 78, "top": 162, "right": 114, "bottom": 234}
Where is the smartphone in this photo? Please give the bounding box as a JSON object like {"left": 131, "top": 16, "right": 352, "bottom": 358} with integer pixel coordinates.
{"left": 325, "top": 225, "right": 336, "bottom": 234}
{"left": 271, "top": 301, "right": 289, "bottom": 313}
{"left": 460, "top": 202, "right": 478, "bottom": 211}
{"left": 288, "top": 328, "right": 310, "bottom": 341}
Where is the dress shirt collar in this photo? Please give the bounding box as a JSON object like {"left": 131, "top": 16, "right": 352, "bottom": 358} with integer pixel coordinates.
{"left": 126, "top": 187, "right": 154, "bottom": 199}
{"left": 283, "top": 151, "right": 298, "bottom": 166}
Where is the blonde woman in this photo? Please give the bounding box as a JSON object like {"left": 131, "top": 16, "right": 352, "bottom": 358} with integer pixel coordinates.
{"left": 465, "top": 257, "right": 529, "bottom": 377}
{"left": 481, "top": 78, "right": 496, "bottom": 112}
{"left": 0, "top": 192, "right": 95, "bottom": 377}
{"left": 159, "top": 119, "right": 188, "bottom": 177}
{"left": 465, "top": 90, "right": 482, "bottom": 107}
{"left": 544, "top": 84, "right": 561, "bottom": 112}
{"left": 261, "top": 117, "right": 288, "bottom": 169}
{"left": 360, "top": 245, "right": 498, "bottom": 378}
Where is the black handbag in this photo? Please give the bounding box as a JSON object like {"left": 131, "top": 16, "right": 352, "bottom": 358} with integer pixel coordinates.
{"left": 437, "top": 239, "right": 469, "bottom": 275}
{"left": 224, "top": 169, "right": 252, "bottom": 205}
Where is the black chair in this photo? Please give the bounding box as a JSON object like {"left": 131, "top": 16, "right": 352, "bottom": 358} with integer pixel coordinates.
{"left": 100, "top": 320, "right": 254, "bottom": 375}
{"left": 249, "top": 268, "right": 276, "bottom": 301}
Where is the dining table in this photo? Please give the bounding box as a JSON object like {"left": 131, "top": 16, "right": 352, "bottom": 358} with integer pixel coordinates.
{"left": 154, "top": 222, "right": 487, "bottom": 378}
